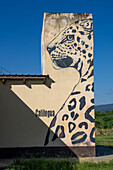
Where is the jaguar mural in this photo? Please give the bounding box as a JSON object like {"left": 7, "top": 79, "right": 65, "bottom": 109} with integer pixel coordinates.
{"left": 44, "top": 17, "right": 95, "bottom": 147}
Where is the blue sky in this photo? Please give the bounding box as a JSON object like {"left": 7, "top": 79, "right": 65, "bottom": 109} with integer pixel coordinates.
{"left": 0, "top": 0, "right": 113, "bottom": 105}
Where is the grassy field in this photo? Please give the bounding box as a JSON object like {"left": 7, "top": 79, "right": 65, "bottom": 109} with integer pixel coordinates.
{"left": 96, "top": 130, "right": 113, "bottom": 147}
{"left": 95, "top": 110, "right": 113, "bottom": 148}
{"left": 7, "top": 158, "right": 113, "bottom": 170}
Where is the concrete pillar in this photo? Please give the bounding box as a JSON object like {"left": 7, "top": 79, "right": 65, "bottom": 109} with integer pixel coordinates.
{"left": 41, "top": 13, "right": 95, "bottom": 156}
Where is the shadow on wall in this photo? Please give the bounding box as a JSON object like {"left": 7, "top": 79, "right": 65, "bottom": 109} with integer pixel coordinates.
{"left": 5, "top": 76, "right": 55, "bottom": 89}
{"left": 0, "top": 80, "right": 78, "bottom": 159}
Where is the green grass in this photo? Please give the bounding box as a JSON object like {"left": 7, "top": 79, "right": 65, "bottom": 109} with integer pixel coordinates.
{"left": 7, "top": 158, "right": 113, "bottom": 170}
{"left": 96, "top": 130, "right": 113, "bottom": 147}
{"left": 77, "top": 160, "right": 113, "bottom": 170}
{"left": 7, "top": 158, "right": 77, "bottom": 170}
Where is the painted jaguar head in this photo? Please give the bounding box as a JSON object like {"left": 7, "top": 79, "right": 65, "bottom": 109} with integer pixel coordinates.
{"left": 47, "top": 18, "right": 93, "bottom": 77}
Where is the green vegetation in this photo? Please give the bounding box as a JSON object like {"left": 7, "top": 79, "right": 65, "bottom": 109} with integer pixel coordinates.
{"left": 7, "top": 158, "right": 113, "bottom": 170}
{"left": 7, "top": 158, "right": 76, "bottom": 170}
{"left": 95, "top": 110, "right": 113, "bottom": 129}
{"left": 96, "top": 130, "right": 113, "bottom": 147}
{"left": 95, "top": 110, "right": 113, "bottom": 147}
{"left": 77, "top": 160, "right": 113, "bottom": 170}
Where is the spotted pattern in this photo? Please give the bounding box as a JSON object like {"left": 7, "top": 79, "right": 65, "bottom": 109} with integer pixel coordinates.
{"left": 44, "top": 17, "right": 95, "bottom": 147}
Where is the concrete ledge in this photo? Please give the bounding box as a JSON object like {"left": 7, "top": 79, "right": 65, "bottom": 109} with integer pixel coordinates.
{"left": 79, "top": 154, "right": 113, "bottom": 163}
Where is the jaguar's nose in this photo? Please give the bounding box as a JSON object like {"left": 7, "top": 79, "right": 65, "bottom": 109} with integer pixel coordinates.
{"left": 47, "top": 46, "right": 56, "bottom": 54}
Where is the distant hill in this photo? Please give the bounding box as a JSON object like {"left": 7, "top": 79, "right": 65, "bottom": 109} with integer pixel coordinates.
{"left": 95, "top": 104, "right": 113, "bottom": 112}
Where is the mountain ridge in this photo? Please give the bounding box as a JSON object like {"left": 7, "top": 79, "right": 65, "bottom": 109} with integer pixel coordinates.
{"left": 95, "top": 103, "right": 113, "bottom": 112}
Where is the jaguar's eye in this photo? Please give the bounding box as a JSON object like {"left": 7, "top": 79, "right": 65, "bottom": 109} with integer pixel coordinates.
{"left": 59, "top": 34, "right": 75, "bottom": 44}
{"left": 66, "top": 35, "right": 75, "bottom": 41}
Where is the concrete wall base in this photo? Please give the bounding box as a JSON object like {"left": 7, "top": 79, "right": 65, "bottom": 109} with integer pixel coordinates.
{"left": 0, "top": 146, "right": 95, "bottom": 158}
{"left": 69, "top": 146, "right": 95, "bottom": 157}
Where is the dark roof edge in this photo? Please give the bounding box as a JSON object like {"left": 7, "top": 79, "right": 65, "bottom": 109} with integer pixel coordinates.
{"left": 0, "top": 75, "right": 49, "bottom": 83}
{"left": 0, "top": 74, "right": 48, "bottom": 77}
